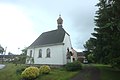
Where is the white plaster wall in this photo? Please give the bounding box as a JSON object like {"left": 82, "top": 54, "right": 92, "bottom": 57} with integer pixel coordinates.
{"left": 63, "top": 33, "right": 72, "bottom": 64}
{"left": 26, "top": 49, "right": 35, "bottom": 64}
{"left": 26, "top": 33, "right": 72, "bottom": 65}
{"left": 27, "top": 49, "right": 34, "bottom": 57}
{"left": 32, "top": 45, "right": 64, "bottom": 65}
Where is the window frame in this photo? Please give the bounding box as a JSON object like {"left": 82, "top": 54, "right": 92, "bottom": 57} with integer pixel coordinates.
{"left": 46, "top": 48, "right": 50, "bottom": 58}
{"left": 38, "top": 49, "right": 42, "bottom": 58}
{"left": 30, "top": 50, "right": 32, "bottom": 57}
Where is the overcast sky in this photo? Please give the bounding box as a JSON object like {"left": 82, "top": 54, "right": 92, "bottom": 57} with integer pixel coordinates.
{"left": 0, "top": 0, "right": 98, "bottom": 54}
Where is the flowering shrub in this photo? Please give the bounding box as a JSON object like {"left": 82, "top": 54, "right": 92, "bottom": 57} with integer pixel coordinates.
{"left": 21, "top": 66, "right": 39, "bottom": 80}
{"left": 39, "top": 65, "right": 51, "bottom": 74}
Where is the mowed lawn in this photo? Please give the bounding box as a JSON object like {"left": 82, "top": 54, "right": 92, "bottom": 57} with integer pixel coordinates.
{"left": 92, "top": 64, "right": 120, "bottom": 80}
{"left": 0, "top": 64, "right": 24, "bottom": 80}
{"left": 0, "top": 63, "right": 120, "bottom": 80}
{"left": 0, "top": 63, "right": 79, "bottom": 80}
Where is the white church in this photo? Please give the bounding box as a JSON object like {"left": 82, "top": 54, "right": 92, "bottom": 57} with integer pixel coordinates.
{"left": 26, "top": 15, "right": 77, "bottom": 66}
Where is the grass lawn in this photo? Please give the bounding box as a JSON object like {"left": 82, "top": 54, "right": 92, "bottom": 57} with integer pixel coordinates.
{"left": 92, "top": 64, "right": 120, "bottom": 80}
{"left": 0, "top": 63, "right": 25, "bottom": 80}
{"left": 0, "top": 63, "right": 79, "bottom": 80}
{"left": 36, "top": 68, "right": 79, "bottom": 80}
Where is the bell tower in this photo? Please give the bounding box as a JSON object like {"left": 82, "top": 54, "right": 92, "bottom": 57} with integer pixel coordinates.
{"left": 57, "top": 14, "right": 63, "bottom": 29}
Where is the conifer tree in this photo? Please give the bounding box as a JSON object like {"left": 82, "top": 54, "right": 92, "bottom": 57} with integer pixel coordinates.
{"left": 84, "top": 0, "right": 120, "bottom": 68}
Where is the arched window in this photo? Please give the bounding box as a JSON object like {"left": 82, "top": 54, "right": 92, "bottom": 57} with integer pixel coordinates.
{"left": 46, "top": 48, "right": 50, "bottom": 58}
{"left": 30, "top": 50, "right": 32, "bottom": 57}
{"left": 38, "top": 49, "right": 42, "bottom": 58}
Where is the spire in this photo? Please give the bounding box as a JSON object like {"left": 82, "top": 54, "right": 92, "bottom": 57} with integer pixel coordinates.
{"left": 57, "top": 14, "right": 63, "bottom": 29}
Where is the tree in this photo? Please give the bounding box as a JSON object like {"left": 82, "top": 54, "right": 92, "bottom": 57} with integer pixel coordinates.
{"left": 83, "top": 38, "right": 96, "bottom": 62}
{"left": 94, "top": 0, "right": 120, "bottom": 67}
{"left": 19, "top": 47, "right": 27, "bottom": 64}
{"left": 13, "top": 47, "right": 28, "bottom": 65}
{"left": 84, "top": 0, "right": 120, "bottom": 68}
{"left": 0, "top": 45, "right": 4, "bottom": 63}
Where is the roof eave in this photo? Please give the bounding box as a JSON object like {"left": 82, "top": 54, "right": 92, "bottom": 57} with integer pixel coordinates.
{"left": 28, "top": 43, "right": 64, "bottom": 49}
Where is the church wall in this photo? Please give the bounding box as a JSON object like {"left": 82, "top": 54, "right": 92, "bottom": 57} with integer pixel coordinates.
{"left": 63, "top": 33, "right": 72, "bottom": 64}
{"left": 30, "top": 45, "right": 65, "bottom": 65}
{"left": 27, "top": 49, "right": 34, "bottom": 57}
{"left": 26, "top": 49, "right": 35, "bottom": 64}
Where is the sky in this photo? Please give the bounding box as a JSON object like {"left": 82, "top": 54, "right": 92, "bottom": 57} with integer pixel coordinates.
{"left": 0, "top": 0, "right": 98, "bottom": 54}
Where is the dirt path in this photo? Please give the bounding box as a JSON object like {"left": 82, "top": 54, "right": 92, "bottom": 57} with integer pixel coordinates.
{"left": 70, "top": 65, "right": 100, "bottom": 80}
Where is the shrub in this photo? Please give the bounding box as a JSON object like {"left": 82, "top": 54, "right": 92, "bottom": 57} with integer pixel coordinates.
{"left": 65, "top": 61, "right": 82, "bottom": 71}
{"left": 16, "top": 67, "right": 26, "bottom": 75}
{"left": 21, "top": 66, "right": 39, "bottom": 80}
{"left": 39, "top": 65, "right": 51, "bottom": 74}
{"left": 111, "top": 57, "right": 120, "bottom": 69}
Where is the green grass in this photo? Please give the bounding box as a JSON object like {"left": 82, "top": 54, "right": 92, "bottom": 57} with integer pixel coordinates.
{"left": 0, "top": 64, "right": 79, "bottom": 80}
{"left": 92, "top": 64, "right": 120, "bottom": 80}
{"left": 36, "top": 68, "right": 79, "bottom": 80}
{"left": 37, "top": 69, "right": 78, "bottom": 80}
{"left": 0, "top": 63, "right": 25, "bottom": 80}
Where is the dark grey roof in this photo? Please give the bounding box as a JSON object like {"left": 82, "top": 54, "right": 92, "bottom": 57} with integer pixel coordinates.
{"left": 29, "top": 28, "right": 69, "bottom": 48}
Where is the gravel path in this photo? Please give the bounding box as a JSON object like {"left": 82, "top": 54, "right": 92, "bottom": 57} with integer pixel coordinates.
{"left": 70, "top": 65, "right": 100, "bottom": 80}
{"left": 0, "top": 64, "right": 5, "bottom": 69}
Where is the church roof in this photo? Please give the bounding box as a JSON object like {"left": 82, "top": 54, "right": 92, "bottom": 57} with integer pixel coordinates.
{"left": 29, "top": 28, "right": 69, "bottom": 48}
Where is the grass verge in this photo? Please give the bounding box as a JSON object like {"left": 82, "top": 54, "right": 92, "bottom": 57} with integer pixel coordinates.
{"left": 92, "top": 64, "right": 120, "bottom": 80}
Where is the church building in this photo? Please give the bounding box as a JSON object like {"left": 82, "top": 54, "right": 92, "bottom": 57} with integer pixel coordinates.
{"left": 26, "top": 15, "right": 77, "bottom": 66}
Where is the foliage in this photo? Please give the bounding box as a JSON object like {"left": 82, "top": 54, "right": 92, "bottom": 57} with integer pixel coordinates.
{"left": 84, "top": 0, "right": 120, "bottom": 68}
{"left": 111, "top": 57, "right": 120, "bottom": 69}
{"left": 16, "top": 67, "right": 26, "bottom": 75}
{"left": 87, "top": 53, "right": 94, "bottom": 63}
{"left": 83, "top": 38, "right": 96, "bottom": 63}
{"left": 12, "top": 47, "right": 28, "bottom": 65}
{"left": 0, "top": 45, "right": 4, "bottom": 53}
{"left": 21, "top": 66, "right": 39, "bottom": 80}
{"left": 65, "top": 61, "right": 82, "bottom": 71}
{"left": 19, "top": 47, "right": 28, "bottom": 64}
{"left": 39, "top": 65, "right": 51, "bottom": 74}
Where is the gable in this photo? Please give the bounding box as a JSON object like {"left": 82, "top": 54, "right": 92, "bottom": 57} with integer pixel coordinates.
{"left": 28, "top": 28, "right": 69, "bottom": 48}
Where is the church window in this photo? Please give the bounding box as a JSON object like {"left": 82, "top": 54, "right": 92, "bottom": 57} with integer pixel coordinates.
{"left": 38, "top": 49, "right": 42, "bottom": 58}
{"left": 46, "top": 48, "right": 50, "bottom": 58}
{"left": 30, "top": 50, "right": 32, "bottom": 57}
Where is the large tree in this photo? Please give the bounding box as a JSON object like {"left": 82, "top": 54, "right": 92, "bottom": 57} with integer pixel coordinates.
{"left": 84, "top": 0, "right": 120, "bottom": 68}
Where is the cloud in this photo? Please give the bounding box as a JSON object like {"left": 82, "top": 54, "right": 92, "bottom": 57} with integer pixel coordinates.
{"left": 0, "top": 3, "right": 37, "bottom": 54}
{"left": 0, "top": 0, "right": 99, "bottom": 53}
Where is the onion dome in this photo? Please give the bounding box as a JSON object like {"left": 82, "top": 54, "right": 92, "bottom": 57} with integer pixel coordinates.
{"left": 57, "top": 14, "right": 63, "bottom": 29}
